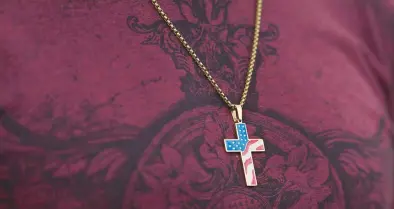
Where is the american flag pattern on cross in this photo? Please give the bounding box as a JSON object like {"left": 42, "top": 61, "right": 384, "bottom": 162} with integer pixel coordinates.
{"left": 224, "top": 123, "right": 265, "bottom": 186}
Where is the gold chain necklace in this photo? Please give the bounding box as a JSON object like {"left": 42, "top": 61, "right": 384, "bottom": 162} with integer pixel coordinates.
{"left": 152, "top": 0, "right": 266, "bottom": 187}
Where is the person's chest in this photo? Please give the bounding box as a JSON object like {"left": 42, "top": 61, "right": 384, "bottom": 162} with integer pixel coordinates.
{"left": 0, "top": 0, "right": 392, "bottom": 209}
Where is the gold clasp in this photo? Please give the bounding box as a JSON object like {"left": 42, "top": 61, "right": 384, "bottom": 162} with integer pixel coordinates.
{"left": 231, "top": 105, "right": 243, "bottom": 123}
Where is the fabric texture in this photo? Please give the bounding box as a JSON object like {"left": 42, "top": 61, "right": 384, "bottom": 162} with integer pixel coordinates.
{"left": 0, "top": 0, "right": 393, "bottom": 208}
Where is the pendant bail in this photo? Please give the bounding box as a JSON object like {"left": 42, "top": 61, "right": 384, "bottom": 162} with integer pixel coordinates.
{"left": 231, "top": 105, "right": 243, "bottom": 123}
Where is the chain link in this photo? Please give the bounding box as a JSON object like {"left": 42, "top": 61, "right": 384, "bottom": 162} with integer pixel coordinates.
{"left": 151, "top": 0, "right": 263, "bottom": 109}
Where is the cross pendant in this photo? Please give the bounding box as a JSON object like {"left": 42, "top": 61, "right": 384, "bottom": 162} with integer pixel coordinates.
{"left": 224, "top": 122, "right": 265, "bottom": 186}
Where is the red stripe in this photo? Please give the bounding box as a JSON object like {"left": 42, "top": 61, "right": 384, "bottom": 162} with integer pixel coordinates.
{"left": 255, "top": 144, "right": 265, "bottom": 151}
{"left": 244, "top": 140, "right": 258, "bottom": 153}
{"left": 243, "top": 157, "right": 253, "bottom": 175}
{"left": 250, "top": 169, "right": 257, "bottom": 185}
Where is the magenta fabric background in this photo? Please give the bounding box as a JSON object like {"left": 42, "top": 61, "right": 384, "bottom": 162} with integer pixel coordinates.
{"left": 0, "top": 0, "right": 393, "bottom": 209}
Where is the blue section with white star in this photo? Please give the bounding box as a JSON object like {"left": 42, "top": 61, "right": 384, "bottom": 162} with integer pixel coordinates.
{"left": 224, "top": 123, "right": 249, "bottom": 152}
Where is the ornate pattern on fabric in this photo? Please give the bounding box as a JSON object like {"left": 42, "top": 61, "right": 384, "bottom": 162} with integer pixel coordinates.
{"left": 0, "top": 0, "right": 392, "bottom": 209}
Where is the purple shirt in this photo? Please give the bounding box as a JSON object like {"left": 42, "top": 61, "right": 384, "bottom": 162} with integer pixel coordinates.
{"left": 0, "top": 0, "right": 393, "bottom": 208}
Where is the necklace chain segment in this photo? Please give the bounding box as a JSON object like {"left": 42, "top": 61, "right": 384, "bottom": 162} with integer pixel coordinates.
{"left": 151, "top": 0, "right": 266, "bottom": 187}
{"left": 151, "top": 0, "right": 263, "bottom": 109}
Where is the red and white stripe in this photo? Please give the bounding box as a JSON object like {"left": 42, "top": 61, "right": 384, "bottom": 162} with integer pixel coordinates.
{"left": 240, "top": 139, "right": 265, "bottom": 186}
